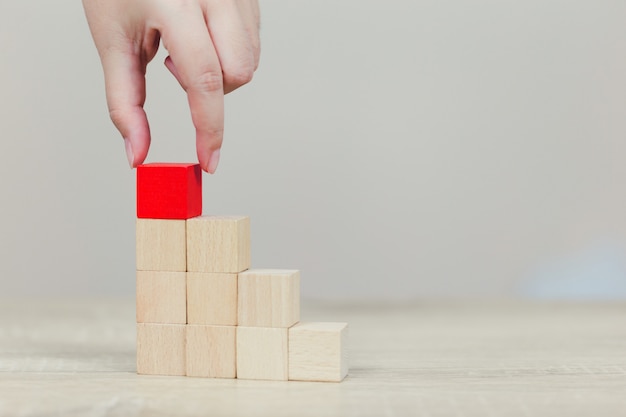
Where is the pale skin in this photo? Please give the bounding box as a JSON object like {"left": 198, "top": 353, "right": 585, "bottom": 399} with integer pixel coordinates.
{"left": 82, "top": 0, "right": 260, "bottom": 173}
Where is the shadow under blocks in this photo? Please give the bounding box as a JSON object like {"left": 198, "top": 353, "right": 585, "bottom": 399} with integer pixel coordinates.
{"left": 135, "top": 162, "right": 348, "bottom": 382}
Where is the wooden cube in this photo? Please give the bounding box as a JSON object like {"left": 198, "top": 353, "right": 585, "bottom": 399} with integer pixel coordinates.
{"left": 289, "top": 322, "right": 348, "bottom": 382}
{"left": 136, "top": 163, "right": 202, "bottom": 220}
{"left": 186, "top": 216, "right": 250, "bottom": 273}
{"left": 238, "top": 269, "right": 300, "bottom": 327}
{"left": 136, "top": 323, "right": 186, "bottom": 376}
{"left": 186, "top": 325, "right": 236, "bottom": 378}
{"left": 237, "top": 327, "right": 288, "bottom": 381}
{"left": 187, "top": 272, "right": 237, "bottom": 325}
{"left": 136, "top": 219, "right": 186, "bottom": 271}
{"left": 136, "top": 271, "right": 186, "bottom": 324}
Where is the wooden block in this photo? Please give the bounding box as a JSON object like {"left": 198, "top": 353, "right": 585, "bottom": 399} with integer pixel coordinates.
{"left": 236, "top": 326, "right": 288, "bottom": 381}
{"left": 238, "top": 269, "right": 300, "bottom": 327}
{"left": 136, "top": 323, "right": 186, "bottom": 376}
{"left": 187, "top": 273, "right": 237, "bottom": 325}
{"left": 186, "top": 216, "right": 250, "bottom": 273}
{"left": 136, "top": 218, "right": 186, "bottom": 271}
{"left": 136, "top": 163, "right": 202, "bottom": 220}
{"left": 288, "top": 322, "right": 348, "bottom": 382}
{"left": 186, "top": 325, "right": 236, "bottom": 378}
{"left": 136, "top": 271, "right": 186, "bottom": 324}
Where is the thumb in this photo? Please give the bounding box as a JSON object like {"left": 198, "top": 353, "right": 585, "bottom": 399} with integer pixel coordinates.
{"left": 101, "top": 48, "right": 151, "bottom": 168}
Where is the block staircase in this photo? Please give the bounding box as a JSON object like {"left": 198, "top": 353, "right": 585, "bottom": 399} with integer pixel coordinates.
{"left": 135, "top": 163, "right": 348, "bottom": 382}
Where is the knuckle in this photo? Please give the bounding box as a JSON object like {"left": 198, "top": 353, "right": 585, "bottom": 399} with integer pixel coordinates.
{"left": 191, "top": 70, "right": 224, "bottom": 93}
{"left": 192, "top": 117, "right": 224, "bottom": 142}
{"left": 224, "top": 65, "right": 254, "bottom": 87}
{"left": 198, "top": 127, "right": 224, "bottom": 148}
{"left": 108, "top": 108, "right": 126, "bottom": 129}
{"left": 205, "top": 127, "right": 224, "bottom": 142}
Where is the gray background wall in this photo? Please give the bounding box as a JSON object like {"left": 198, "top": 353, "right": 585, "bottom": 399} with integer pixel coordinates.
{"left": 2, "top": 1, "right": 626, "bottom": 300}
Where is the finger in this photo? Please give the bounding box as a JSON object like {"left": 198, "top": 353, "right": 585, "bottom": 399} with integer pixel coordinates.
{"left": 101, "top": 48, "right": 151, "bottom": 168}
{"left": 203, "top": 1, "right": 256, "bottom": 94}
{"left": 160, "top": 5, "right": 224, "bottom": 173}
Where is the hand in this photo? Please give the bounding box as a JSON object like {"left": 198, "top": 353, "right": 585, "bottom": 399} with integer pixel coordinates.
{"left": 82, "top": 0, "right": 260, "bottom": 173}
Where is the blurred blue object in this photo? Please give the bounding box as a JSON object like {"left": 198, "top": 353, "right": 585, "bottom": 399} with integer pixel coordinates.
{"left": 520, "top": 241, "right": 626, "bottom": 300}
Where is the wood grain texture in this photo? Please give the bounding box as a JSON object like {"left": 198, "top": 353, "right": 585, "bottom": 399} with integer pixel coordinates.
{"left": 136, "top": 219, "right": 186, "bottom": 272}
{"left": 236, "top": 326, "right": 288, "bottom": 381}
{"left": 238, "top": 269, "right": 300, "bottom": 327}
{"left": 187, "top": 272, "right": 237, "bottom": 325}
{"left": 136, "top": 323, "right": 186, "bottom": 376}
{"left": 289, "top": 322, "right": 348, "bottom": 382}
{"left": 2, "top": 300, "right": 626, "bottom": 416}
{"left": 186, "top": 325, "right": 236, "bottom": 378}
{"left": 186, "top": 216, "right": 250, "bottom": 273}
{"left": 136, "top": 271, "right": 186, "bottom": 324}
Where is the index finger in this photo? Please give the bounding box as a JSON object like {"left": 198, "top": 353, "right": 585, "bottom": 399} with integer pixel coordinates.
{"left": 159, "top": 4, "right": 224, "bottom": 173}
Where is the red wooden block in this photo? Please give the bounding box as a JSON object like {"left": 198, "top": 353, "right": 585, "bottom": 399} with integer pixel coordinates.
{"left": 137, "top": 163, "right": 202, "bottom": 219}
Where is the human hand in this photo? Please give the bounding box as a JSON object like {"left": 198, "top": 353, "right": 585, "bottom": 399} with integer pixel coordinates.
{"left": 82, "top": 0, "right": 260, "bottom": 173}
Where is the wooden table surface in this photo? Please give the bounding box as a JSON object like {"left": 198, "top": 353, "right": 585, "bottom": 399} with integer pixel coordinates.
{"left": 0, "top": 299, "right": 624, "bottom": 416}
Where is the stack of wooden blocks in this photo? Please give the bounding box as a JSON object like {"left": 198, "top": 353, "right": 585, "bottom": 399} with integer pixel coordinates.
{"left": 135, "top": 163, "right": 348, "bottom": 382}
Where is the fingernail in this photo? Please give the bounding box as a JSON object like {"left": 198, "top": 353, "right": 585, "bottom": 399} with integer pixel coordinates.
{"left": 124, "top": 138, "right": 135, "bottom": 168}
{"left": 207, "top": 149, "right": 221, "bottom": 174}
